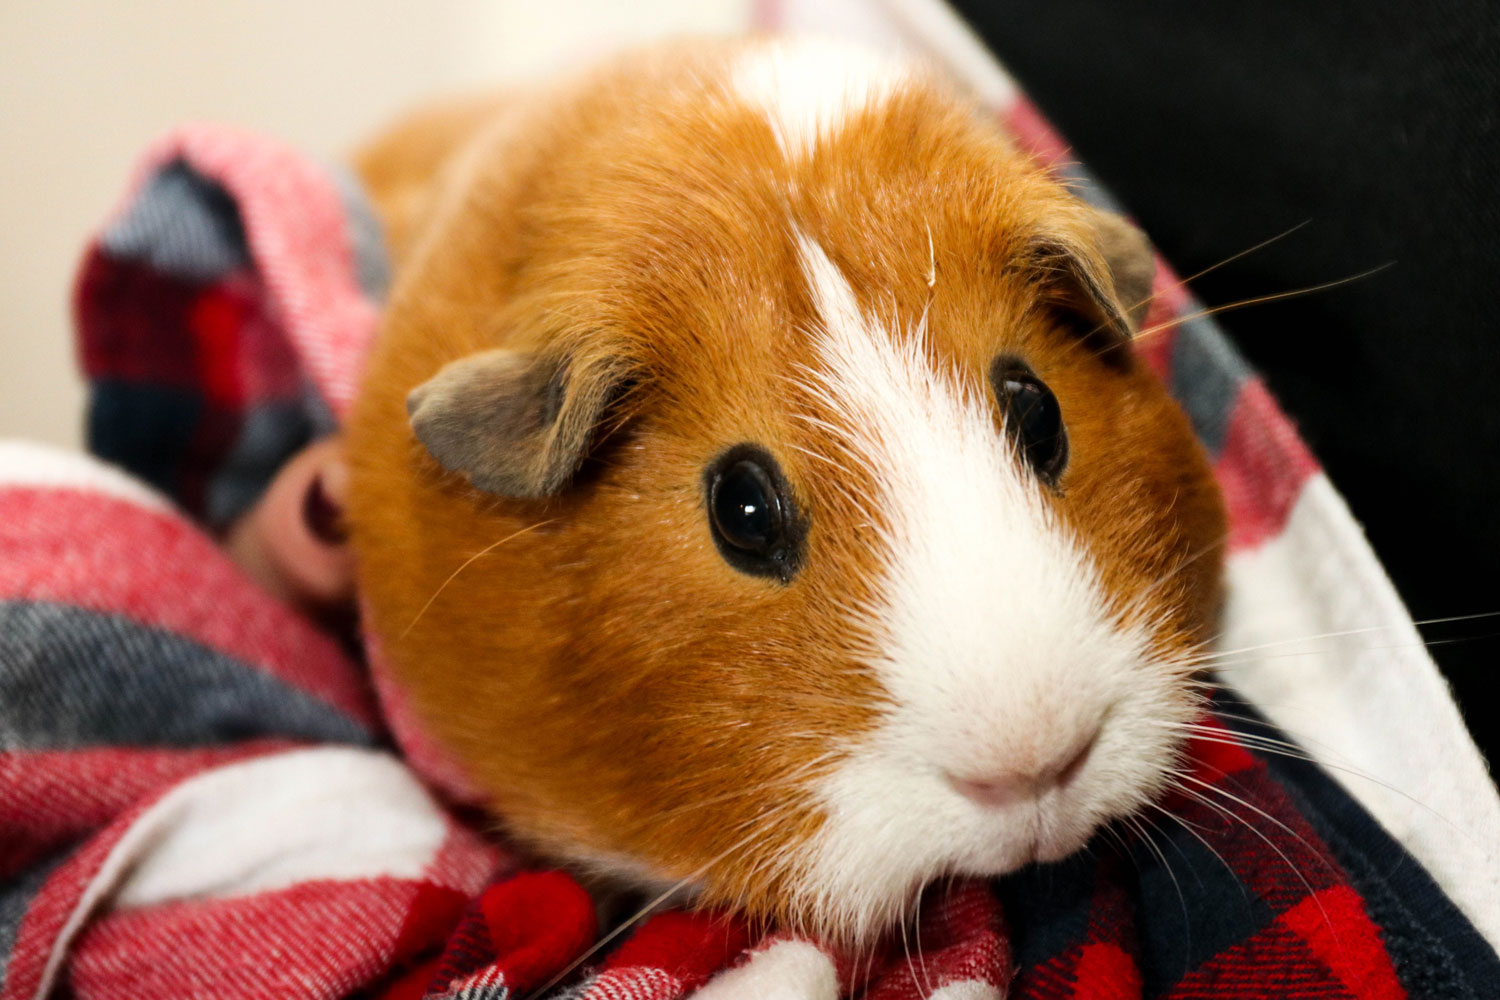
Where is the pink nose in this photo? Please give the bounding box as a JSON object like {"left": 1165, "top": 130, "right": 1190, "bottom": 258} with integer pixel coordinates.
{"left": 946, "top": 731, "right": 1098, "bottom": 809}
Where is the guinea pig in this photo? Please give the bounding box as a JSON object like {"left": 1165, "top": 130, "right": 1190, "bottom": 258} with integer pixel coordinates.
{"left": 345, "top": 36, "right": 1227, "bottom": 945}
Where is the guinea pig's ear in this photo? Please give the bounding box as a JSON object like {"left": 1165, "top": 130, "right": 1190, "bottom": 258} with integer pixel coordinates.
{"left": 406, "top": 348, "right": 627, "bottom": 498}
{"left": 1028, "top": 207, "right": 1155, "bottom": 354}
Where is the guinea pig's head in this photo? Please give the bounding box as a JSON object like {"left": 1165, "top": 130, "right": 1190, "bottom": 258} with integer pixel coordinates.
{"left": 347, "top": 40, "right": 1226, "bottom": 944}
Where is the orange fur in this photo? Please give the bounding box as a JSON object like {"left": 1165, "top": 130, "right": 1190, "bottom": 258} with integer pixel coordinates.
{"left": 345, "top": 39, "right": 1225, "bottom": 936}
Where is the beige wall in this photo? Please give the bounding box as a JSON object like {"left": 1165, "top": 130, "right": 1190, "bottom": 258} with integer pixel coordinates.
{"left": 0, "top": 0, "right": 746, "bottom": 450}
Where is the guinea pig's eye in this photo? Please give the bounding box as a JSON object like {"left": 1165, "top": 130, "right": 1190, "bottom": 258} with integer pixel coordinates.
{"left": 990, "top": 356, "right": 1068, "bottom": 490}
{"left": 705, "top": 445, "right": 804, "bottom": 582}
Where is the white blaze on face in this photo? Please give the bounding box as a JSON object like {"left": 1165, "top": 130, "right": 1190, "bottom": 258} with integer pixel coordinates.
{"left": 731, "top": 38, "right": 911, "bottom": 158}
{"left": 725, "top": 39, "right": 1190, "bottom": 938}
{"left": 786, "top": 232, "right": 1182, "bottom": 941}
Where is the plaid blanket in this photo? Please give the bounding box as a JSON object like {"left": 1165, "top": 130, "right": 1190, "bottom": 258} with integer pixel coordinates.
{"left": 4, "top": 22, "right": 1499, "bottom": 1000}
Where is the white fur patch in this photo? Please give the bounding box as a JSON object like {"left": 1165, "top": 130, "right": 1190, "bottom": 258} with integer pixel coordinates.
{"left": 787, "top": 233, "right": 1186, "bottom": 938}
{"left": 731, "top": 38, "right": 910, "bottom": 157}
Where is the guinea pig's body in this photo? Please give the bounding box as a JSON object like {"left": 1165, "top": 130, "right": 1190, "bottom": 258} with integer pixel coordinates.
{"left": 346, "top": 37, "right": 1226, "bottom": 943}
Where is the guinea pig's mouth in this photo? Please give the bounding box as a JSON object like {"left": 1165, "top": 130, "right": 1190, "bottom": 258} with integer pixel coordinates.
{"left": 775, "top": 696, "right": 1190, "bottom": 943}
{"left": 779, "top": 765, "right": 1081, "bottom": 943}
{"left": 951, "top": 795, "right": 1098, "bottom": 874}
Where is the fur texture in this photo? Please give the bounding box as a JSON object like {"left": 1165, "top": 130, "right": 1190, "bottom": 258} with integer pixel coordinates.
{"left": 346, "top": 37, "right": 1225, "bottom": 942}
{"left": 786, "top": 230, "right": 1195, "bottom": 940}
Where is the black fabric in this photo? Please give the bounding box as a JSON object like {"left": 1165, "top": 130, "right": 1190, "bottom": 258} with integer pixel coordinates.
{"left": 1220, "top": 694, "right": 1500, "bottom": 998}
{"left": 950, "top": 0, "right": 1500, "bottom": 766}
{"left": 995, "top": 689, "right": 1500, "bottom": 995}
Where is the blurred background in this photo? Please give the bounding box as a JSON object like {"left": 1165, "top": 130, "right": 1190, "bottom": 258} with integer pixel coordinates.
{"left": 0, "top": 0, "right": 746, "bottom": 450}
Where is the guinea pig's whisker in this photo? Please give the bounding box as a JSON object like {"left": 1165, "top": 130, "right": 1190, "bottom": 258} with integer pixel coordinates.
{"left": 1146, "top": 800, "right": 1243, "bottom": 891}
{"left": 914, "top": 883, "right": 937, "bottom": 993}
{"left": 1172, "top": 725, "right": 1352, "bottom": 777}
{"left": 1197, "top": 608, "right": 1500, "bottom": 665}
{"left": 1147, "top": 220, "right": 1312, "bottom": 303}
{"left": 1165, "top": 781, "right": 1312, "bottom": 885}
{"left": 1126, "top": 812, "right": 1190, "bottom": 924}
{"left": 400, "top": 519, "right": 557, "bottom": 640}
{"left": 1207, "top": 634, "right": 1500, "bottom": 674}
{"left": 522, "top": 805, "right": 802, "bottom": 1000}
{"left": 899, "top": 882, "right": 939, "bottom": 1000}
{"left": 645, "top": 751, "right": 838, "bottom": 824}
{"left": 1139, "top": 808, "right": 1200, "bottom": 881}
{"left": 1192, "top": 705, "right": 1391, "bottom": 769}
{"left": 1139, "top": 533, "right": 1230, "bottom": 605}
{"left": 1164, "top": 718, "right": 1470, "bottom": 838}
{"left": 727, "top": 803, "right": 837, "bottom": 929}
{"left": 1135, "top": 264, "right": 1395, "bottom": 344}
{"left": 732, "top": 824, "right": 805, "bottom": 920}
{"left": 1097, "top": 822, "right": 1128, "bottom": 867}
{"left": 1169, "top": 779, "right": 1342, "bottom": 941}
{"left": 1176, "top": 773, "right": 1334, "bottom": 879}
{"left": 1164, "top": 720, "right": 1309, "bottom": 756}
{"left": 1080, "top": 219, "right": 1316, "bottom": 349}
{"left": 1062, "top": 256, "right": 1395, "bottom": 373}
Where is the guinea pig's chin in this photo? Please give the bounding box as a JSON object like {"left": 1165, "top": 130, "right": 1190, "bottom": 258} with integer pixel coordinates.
{"left": 783, "top": 720, "right": 1186, "bottom": 944}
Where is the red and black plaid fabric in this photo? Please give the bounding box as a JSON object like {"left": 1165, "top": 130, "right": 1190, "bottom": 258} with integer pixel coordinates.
{"left": 1, "top": 83, "right": 1496, "bottom": 1000}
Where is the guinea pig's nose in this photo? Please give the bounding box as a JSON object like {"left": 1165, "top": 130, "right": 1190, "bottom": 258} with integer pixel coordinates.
{"left": 946, "top": 729, "right": 1099, "bottom": 809}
